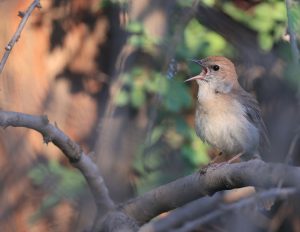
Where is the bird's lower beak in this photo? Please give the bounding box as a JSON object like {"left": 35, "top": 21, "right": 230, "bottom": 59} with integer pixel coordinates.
{"left": 184, "top": 75, "right": 205, "bottom": 82}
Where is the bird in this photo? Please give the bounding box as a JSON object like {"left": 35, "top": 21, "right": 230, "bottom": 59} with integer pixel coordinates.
{"left": 185, "top": 56, "right": 269, "bottom": 162}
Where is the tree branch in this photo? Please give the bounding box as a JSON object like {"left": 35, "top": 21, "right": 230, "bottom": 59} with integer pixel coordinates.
{"left": 0, "top": 0, "right": 41, "bottom": 74}
{"left": 139, "top": 193, "right": 223, "bottom": 232}
{"left": 140, "top": 188, "right": 296, "bottom": 232}
{"left": 122, "top": 160, "right": 300, "bottom": 225}
{"left": 285, "top": 0, "right": 300, "bottom": 64}
{"left": 0, "top": 110, "right": 115, "bottom": 214}
{"left": 172, "top": 188, "right": 296, "bottom": 232}
{"left": 3, "top": 110, "right": 300, "bottom": 231}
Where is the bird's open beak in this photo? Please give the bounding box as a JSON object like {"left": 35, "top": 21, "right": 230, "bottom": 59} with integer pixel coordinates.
{"left": 185, "top": 59, "right": 207, "bottom": 82}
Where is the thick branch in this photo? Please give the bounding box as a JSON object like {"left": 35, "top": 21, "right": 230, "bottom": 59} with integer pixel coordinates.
{"left": 139, "top": 193, "right": 223, "bottom": 232}
{"left": 140, "top": 188, "right": 296, "bottom": 232}
{"left": 0, "top": 110, "right": 115, "bottom": 213}
{"left": 0, "top": 0, "right": 41, "bottom": 74}
{"left": 172, "top": 188, "right": 296, "bottom": 232}
{"left": 122, "top": 160, "right": 300, "bottom": 225}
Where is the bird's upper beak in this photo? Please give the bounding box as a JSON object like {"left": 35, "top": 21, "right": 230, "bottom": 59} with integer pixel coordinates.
{"left": 185, "top": 59, "right": 207, "bottom": 82}
{"left": 190, "top": 59, "right": 203, "bottom": 66}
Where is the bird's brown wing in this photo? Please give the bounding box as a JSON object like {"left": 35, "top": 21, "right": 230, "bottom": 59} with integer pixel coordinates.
{"left": 233, "top": 88, "right": 270, "bottom": 151}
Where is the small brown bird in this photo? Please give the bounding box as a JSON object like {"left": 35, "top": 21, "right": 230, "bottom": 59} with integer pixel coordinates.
{"left": 186, "top": 56, "right": 268, "bottom": 160}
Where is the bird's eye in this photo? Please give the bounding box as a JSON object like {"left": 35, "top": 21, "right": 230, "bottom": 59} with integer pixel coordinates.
{"left": 212, "top": 65, "right": 220, "bottom": 71}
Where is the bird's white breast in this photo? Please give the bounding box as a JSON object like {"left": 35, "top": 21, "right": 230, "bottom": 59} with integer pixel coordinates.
{"left": 195, "top": 84, "right": 259, "bottom": 155}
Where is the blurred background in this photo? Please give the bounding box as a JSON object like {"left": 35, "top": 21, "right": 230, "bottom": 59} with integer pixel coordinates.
{"left": 0, "top": 0, "right": 299, "bottom": 231}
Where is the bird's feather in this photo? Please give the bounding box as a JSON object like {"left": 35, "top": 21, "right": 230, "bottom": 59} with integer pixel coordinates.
{"left": 233, "top": 88, "right": 270, "bottom": 152}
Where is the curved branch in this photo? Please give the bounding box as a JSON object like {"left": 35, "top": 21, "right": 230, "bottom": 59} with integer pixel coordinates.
{"left": 0, "top": 110, "right": 115, "bottom": 213}
{"left": 172, "top": 188, "right": 296, "bottom": 232}
{"left": 140, "top": 188, "right": 296, "bottom": 232}
{"left": 122, "top": 160, "right": 300, "bottom": 225}
{"left": 0, "top": 0, "right": 42, "bottom": 74}
{"left": 139, "top": 193, "right": 224, "bottom": 232}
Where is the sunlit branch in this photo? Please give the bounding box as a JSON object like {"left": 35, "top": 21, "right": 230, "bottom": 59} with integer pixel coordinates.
{"left": 0, "top": 0, "right": 41, "bottom": 74}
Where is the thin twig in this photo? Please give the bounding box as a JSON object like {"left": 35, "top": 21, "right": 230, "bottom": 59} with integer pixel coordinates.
{"left": 284, "top": 127, "right": 300, "bottom": 164}
{"left": 0, "top": 110, "right": 115, "bottom": 213}
{"left": 172, "top": 188, "right": 296, "bottom": 232}
{"left": 285, "top": 0, "right": 300, "bottom": 64}
{"left": 0, "top": 0, "right": 41, "bottom": 74}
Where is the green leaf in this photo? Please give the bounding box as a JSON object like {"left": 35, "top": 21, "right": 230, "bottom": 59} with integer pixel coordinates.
{"left": 126, "top": 21, "right": 143, "bottom": 33}
{"left": 145, "top": 73, "right": 168, "bottom": 94}
{"left": 115, "top": 90, "right": 129, "bottom": 106}
{"left": 258, "top": 33, "right": 273, "bottom": 51}
{"left": 184, "top": 19, "right": 203, "bottom": 56}
{"left": 128, "top": 35, "right": 144, "bottom": 47}
{"left": 250, "top": 17, "right": 274, "bottom": 32}
{"left": 272, "top": 2, "right": 287, "bottom": 21}
{"left": 130, "top": 86, "right": 145, "bottom": 107}
{"left": 163, "top": 80, "right": 192, "bottom": 112}
{"left": 176, "top": 0, "right": 195, "bottom": 7}
{"left": 28, "top": 164, "right": 48, "bottom": 184}
{"left": 150, "top": 126, "right": 164, "bottom": 144}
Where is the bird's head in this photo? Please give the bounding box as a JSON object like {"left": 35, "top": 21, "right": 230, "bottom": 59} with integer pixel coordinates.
{"left": 186, "top": 56, "right": 239, "bottom": 93}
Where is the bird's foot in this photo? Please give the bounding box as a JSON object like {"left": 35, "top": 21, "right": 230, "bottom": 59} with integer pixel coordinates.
{"left": 199, "top": 153, "right": 244, "bottom": 174}
{"left": 227, "top": 152, "right": 243, "bottom": 164}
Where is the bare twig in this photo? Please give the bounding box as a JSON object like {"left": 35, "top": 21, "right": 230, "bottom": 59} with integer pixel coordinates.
{"left": 0, "top": 0, "right": 41, "bottom": 74}
{"left": 285, "top": 0, "right": 300, "bottom": 64}
{"left": 0, "top": 111, "right": 115, "bottom": 213}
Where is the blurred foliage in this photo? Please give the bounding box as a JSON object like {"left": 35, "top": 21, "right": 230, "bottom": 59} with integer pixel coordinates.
{"left": 223, "top": 1, "right": 286, "bottom": 51}
{"left": 178, "top": 18, "right": 234, "bottom": 68}
{"left": 126, "top": 21, "right": 162, "bottom": 55}
{"left": 28, "top": 160, "right": 86, "bottom": 223}
{"left": 115, "top": 68, "right": 192, "bottom": 110}
{"left": 181, "top": 19, "right": 230, "bottom": 57}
